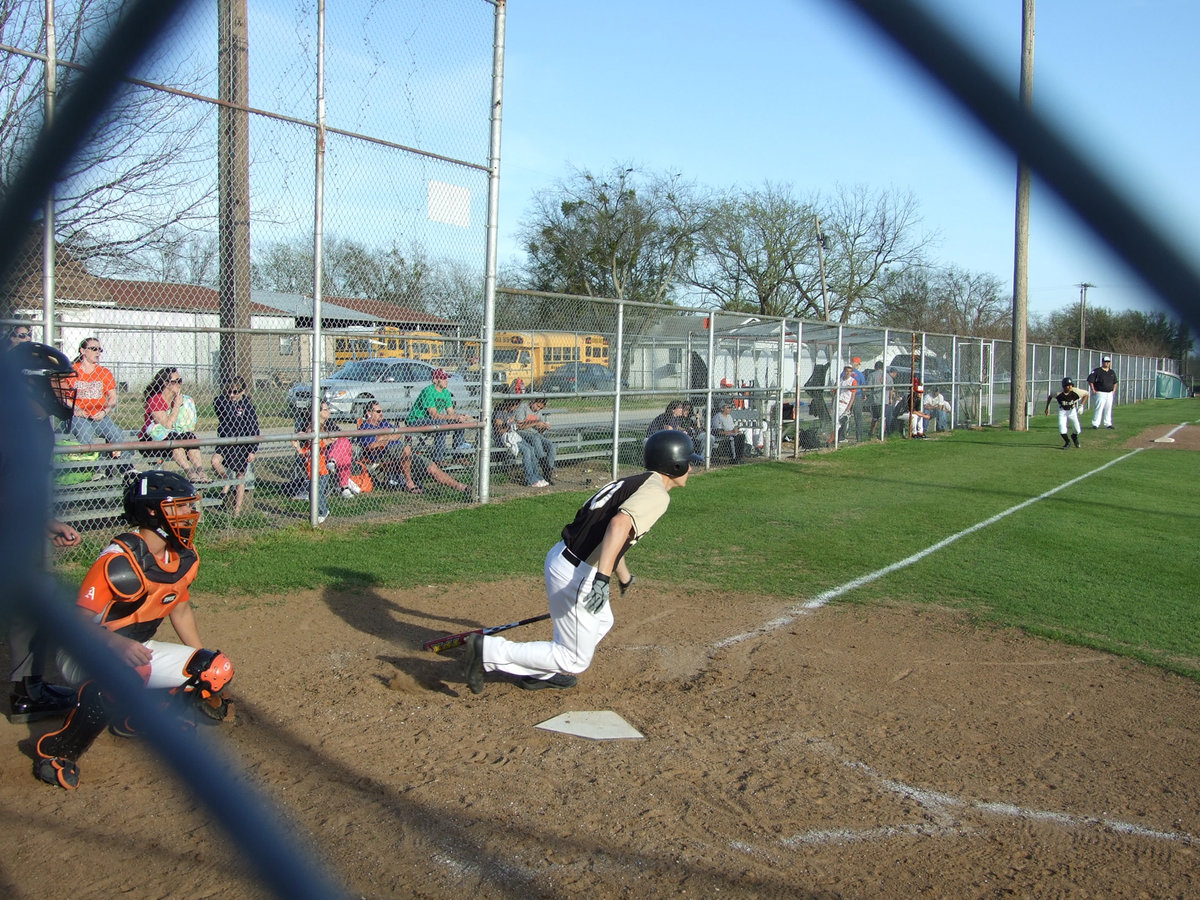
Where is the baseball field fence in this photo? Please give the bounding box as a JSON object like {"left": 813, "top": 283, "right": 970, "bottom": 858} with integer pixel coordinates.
{"left": 2, "top": 0, "right": 1198, "bottom": 897}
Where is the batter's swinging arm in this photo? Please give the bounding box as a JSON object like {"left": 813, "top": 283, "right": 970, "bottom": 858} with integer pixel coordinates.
{"left": 422, "top": 614, "right": 552, "bottom": 653}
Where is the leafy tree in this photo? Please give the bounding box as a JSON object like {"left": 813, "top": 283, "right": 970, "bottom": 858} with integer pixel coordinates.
{"left": 517, "top": 165, "right": 704, "bottom": 308}
{"left": 1031, "top": 302, "right": 1191, "bottom": 359}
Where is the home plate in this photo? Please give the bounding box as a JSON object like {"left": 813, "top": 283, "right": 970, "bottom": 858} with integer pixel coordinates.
{"left": 1153, "top": 437, "right": 1176, "bottom": 443}
{"left": 535, "top": 710, "right": 644, "bottom": 740}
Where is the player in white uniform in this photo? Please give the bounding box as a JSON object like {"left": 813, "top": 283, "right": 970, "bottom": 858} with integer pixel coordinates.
{"left": 1044, "top": 376, "right": 1087, "bottom": 449}
{"left": 462, "top": 430, "right": 701, "bottom": 692}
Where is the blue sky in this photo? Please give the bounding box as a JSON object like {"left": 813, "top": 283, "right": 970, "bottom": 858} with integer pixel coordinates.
{"left": 495, "top": 0, "right": 1200, "bottom": 320}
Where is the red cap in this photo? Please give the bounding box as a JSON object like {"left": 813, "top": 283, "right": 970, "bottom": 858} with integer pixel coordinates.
{"left": 432, "top": 368, "right": 449, "bottom": 380}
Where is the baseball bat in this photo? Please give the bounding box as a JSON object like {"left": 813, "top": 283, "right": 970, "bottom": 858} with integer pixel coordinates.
{"left": 422, "top": 613, "right": 552, "bottom": 653}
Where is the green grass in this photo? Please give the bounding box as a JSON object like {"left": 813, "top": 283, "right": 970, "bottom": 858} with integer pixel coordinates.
{"left": 165, "top": 398, "right": 1200, "bottom": 680}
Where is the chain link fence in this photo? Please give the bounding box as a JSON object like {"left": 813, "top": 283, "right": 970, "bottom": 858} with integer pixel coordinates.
{"left": 1, "top": 3, "right": 1182, "bottom": 568}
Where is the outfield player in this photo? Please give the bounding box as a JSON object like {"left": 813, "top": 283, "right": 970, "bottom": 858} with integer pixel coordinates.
{"left": 462, "top": 429, "right": 701, "bottom": 693}
{"left": 34, "top": 470, "right": 234, "bottom": 790}
{"left": 1044, "top": 377, "right": 1087, "bottom": 449}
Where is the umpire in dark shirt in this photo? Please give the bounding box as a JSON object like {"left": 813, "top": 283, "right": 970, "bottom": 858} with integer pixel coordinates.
{"left": 1087, "top": 356, "right": 1118, "bottom": 429}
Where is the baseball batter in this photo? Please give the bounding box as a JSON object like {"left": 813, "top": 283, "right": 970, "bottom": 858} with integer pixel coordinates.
{"left": 462, "top": 429, "right": 701, "bottom": 693}
{"left": 1044, "top": 377, "right": 1087, "bottom": 448}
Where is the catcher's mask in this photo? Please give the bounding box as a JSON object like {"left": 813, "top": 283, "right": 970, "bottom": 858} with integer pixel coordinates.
{"left": 9, "top": 341, "right": 76, "bottom": 421}
{"left": 123, "top": 470, "right": 201, "bottom": 550}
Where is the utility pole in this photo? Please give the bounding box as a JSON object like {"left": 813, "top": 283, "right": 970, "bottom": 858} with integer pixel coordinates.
{"left": 218, "top": 0, "right": 251, "bottom": 388}
{"left": 1010, "top": 0, "right": 1035, "bottom": 431}
{"left": 1078, "top": 281, "right": 1094, "bottom": 349}
{"left": 815, "top": 215, "right": 829, "bottom": 321}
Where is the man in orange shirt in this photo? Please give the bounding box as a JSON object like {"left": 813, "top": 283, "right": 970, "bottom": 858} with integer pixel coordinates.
{"left": 69, "top": 336, "right": 132, "bottom": 463}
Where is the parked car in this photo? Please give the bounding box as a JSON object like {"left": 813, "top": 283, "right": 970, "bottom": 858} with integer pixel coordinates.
{"left": 288, "top": 358, "right": 478, "bottom": 423}
{"left": 532, "top": 362, "right": 623, "bottom": 394}
{"left": 886, "top": 353, "right": 955, "bottom": 388}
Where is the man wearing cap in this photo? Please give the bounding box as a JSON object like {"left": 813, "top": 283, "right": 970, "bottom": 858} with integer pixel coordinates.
{"left": 710, "top": 400, "right": 746, "bottom": 463}
{"left": 1086, "top": 357, "right": 1118, "bottom": 429}
{"left": 405, "top": 368, "right": 475, "bottom": 462}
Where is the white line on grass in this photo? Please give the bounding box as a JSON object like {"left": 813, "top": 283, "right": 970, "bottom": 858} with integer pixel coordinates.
{"left": 714, "top": 447, "right": 1147, "bottom": 650}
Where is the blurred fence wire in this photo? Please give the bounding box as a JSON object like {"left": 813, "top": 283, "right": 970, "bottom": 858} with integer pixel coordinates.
{"left": 0, "top": 0, "right": 1194, "bottom": 895}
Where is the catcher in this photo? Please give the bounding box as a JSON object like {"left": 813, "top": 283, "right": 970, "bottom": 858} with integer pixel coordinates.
{"left": 34, "top": 470, "right": 234, "bottom": 790}
{"left": 1044, "top": 376, "right": 1088, "bottom": 449}
{"left": 462, "top": 429, "right": 701, "bottom": 693}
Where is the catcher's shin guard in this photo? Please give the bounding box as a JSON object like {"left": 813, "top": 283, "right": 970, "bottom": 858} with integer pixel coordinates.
{"left": 175, "top": 649, "right": 234, "bottom": 724}
{"left": 35, "top": 682, "right": 111, "bottom": 788}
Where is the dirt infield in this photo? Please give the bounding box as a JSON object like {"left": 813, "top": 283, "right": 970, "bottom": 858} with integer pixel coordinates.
{"left": 1124, "top": 421, "right": 1200, "bottom": 451}
{"left": 3, "top": 574, "right": 1198, "bottom": 898}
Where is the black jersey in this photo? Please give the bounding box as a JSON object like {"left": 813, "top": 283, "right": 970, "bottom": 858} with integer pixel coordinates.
{"left": 1051, "top": 389, "right": 1083, "bottom": 411}
{"left": 561, "top": 471, "right": 670, "bottom": 567}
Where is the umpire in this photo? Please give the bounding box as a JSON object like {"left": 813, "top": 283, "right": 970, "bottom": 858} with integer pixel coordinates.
{"left": 1087, "top": 356, "right": 1118, "bottom": 429}
{"left": 462, "top": 430, "right": 701, "bottom": 693}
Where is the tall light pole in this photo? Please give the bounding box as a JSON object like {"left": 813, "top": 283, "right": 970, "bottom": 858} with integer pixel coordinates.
{"left": 815, "top": 215, "right": 829, "bottom": 321}
{"left": 1078, "top": 281, "right": 1094, "bottom": 349}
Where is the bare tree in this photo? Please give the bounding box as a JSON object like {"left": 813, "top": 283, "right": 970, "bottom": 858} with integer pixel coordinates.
{"left": 686, "top": 183, "right": 823, "bottom": 317}
{"left": 875, "top": 264, "right": 1008, "bottom": 336}
{"left": 821, "top": 185, "right": 933, "bottom": 323}
{"left": 0, "top": 0, "right": 216, "bottom": 277}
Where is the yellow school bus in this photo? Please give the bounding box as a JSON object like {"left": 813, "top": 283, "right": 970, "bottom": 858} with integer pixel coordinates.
{"left": 492, "top": 331, "right": 610, "bottom": 389}
{"left": 333, "top": 328, "right": 444, "bottom": 368}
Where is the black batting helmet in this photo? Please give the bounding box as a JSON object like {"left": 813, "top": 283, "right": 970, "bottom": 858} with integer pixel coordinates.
{"left": 1062, "top": 377, "right": 1074, "bottom": 388}
{"left": 123, "top": 470, "right": 201, "bottom": 550}
{"left": 644, "top": 429, "right": 702, "bottom": 478}
{"left": 8, "top": 341, "right": 76, "bottom": 421}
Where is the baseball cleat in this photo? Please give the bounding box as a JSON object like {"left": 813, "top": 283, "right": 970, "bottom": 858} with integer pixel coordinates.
{"left": 34, "top": 756, "right": 79, "bottom": 790}
{"left": 517, "top": 673, "right": 577, "bottom": 691}
{"left": 463, "top": 633, "right": 485, "bottom": 694}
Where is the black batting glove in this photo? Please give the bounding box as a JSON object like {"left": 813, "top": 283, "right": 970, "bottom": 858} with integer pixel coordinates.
{"left": 619, "top": 574, "right": 635, "bottom": 597}
{"left": 581, "top": 574, "right": 610, "bottom": 614}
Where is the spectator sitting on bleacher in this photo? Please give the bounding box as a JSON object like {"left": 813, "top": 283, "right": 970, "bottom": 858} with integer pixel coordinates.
{"left": 678, "top": 401, "right": 703, "bottom": 442}
{"left": 493, "top": 398, "right": 550, "bottom": 488}
{"left": 647, "top": 399, "right": 686, "bottom": 436}
{"left": 6, "top": 319, "right": 32, "bottom": 350}
{"left": 924, "top": 387, "right": 952, "bottom": 433}
{"left": 139, "top": 367, "right": 211, "bottom": 482}
{"left": 358, "top": 402, "right": 472, "bottom": 499}
{"left": 514, "top": 396, "right": 556, "bottom": 485}
{"left": 405, "top": 368, "right": 474, "bottom": 463}
{"left": 710, "top": 401, "right": 746, "bottom": 463}
{"left": 211, "top": 376, "right": 260, "bottom": 515}
{"left": 291, "top": 403, "right": 335, "bottom": 522}
{"left": 69, "top": 336, "right": 133, "bottom": 467}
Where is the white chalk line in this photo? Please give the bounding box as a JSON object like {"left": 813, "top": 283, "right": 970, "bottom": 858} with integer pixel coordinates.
{"left": 764, "top": 739, "right": 1198, "bottom": 851}
{"left": 713, "top": 436, "right": 1198, "bottom": 856}
{"left": 713, "top": 446, "right": 1147, "bottom": 651}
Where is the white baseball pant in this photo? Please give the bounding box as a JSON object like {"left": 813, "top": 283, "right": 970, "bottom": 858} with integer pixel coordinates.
{"left": 481, "top": 540, "right": 613, "bottom": 678}
{"left": 1092, "top": 391, "right": 1114, "bottom": 427}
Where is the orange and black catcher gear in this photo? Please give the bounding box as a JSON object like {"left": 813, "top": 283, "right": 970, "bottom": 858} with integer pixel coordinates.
{"left": 123, "top": 470, "right": 201, "bottom": 550}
